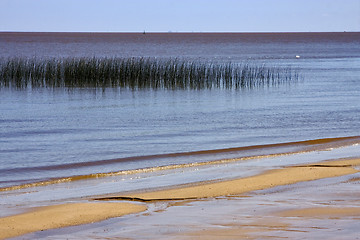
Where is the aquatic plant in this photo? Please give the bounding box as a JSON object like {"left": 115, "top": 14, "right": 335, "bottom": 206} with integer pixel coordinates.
{"left": 0, "top": 57, "right": 299, "bottom": 89}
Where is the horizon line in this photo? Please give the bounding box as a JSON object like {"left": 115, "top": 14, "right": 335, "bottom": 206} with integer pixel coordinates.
{"left": 1, "top": 30, "right": 358, "bottom": 34}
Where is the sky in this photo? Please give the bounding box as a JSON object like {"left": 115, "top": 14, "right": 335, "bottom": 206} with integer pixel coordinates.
{"left": 0, "top": 0, "right": 359, "bottom": 32}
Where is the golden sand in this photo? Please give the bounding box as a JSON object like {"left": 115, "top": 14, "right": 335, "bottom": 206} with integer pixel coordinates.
{"left": 118, "top": 159, "right": 359, "bottom": 200}
{"left": 0, "top": 202, "right": 146, "bottom": 240}
{"left": 1, "top": 158, "right": 359, "bottom": 239}
{"left": 279, "top": 207, "right": 360, "bottom": 217}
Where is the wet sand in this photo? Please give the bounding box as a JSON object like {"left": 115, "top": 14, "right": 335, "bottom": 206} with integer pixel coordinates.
{"left": 173, "top": 174, "right": 360, "bottom": 239}
{"left": 1, "top": 158, "right": 359, "bottom": 239}
{"left": 177, "top": 206, "right": 360, "bottom": 240}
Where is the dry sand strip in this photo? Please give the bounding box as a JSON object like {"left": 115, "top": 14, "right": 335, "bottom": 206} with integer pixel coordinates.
{"left": 279, "top": 207, "right": 360, "bottom": 218}
{"left": 105, "top": 158, "right": 360, "bottom": 201}
{"left": 0, "top": 202, "right": 147, "bottom": 240}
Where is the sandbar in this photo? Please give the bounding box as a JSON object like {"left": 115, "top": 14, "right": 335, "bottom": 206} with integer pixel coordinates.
{"left": 0, "top": 202, "right": 146, "bottom": 240}
{"left": 110, "top": 158, "right": 360, "bottom": 200}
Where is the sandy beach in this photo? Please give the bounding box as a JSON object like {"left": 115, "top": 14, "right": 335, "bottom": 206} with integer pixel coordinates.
{"left": 0, "top": 202, "right": 146, "bottom": 239}
{"left": 1, "top": 29, "right": 360, "bottom": 239}
{"left": 1, "top": 157, "right": 359, "bottom": 239}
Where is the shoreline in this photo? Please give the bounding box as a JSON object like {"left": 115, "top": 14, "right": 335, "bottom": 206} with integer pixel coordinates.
{"left": 97, "top": 158, "right": 360, "bottom": 201}
{"left": 2, "top": 135, "right": 359, "bottom": 193}
{"left": 1, "top": 157, "right": 359, "bottom": 239}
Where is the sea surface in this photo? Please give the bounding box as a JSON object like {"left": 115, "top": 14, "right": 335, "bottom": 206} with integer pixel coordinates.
{"left": 0, "top": 33, "right": 360, "bottom": 212}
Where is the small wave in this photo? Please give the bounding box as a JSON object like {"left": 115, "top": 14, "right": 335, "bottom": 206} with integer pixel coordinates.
{"left": 2, "top": 135, "right": 360, "bottom": 174}
{"left": 1, "top": 136, "right": 360, "bottom": 192}
{"left": 0, "top": 154, "right": 285, "bottom": 192}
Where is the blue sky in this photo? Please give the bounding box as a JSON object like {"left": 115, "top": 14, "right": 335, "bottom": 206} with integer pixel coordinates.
{"left": 0, "top": 0, "right": 359, "bottom": 32}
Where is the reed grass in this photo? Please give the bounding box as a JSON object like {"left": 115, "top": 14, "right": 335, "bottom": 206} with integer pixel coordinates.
{"left": 0, "top": 57, "right": 299, "bottom": 89}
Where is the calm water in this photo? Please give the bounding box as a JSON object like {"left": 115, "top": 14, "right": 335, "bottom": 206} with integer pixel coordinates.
{"left": 1, "top": 32, "right": 360, "bottom": 190}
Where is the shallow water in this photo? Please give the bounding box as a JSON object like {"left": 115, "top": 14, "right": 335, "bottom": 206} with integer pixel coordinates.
{"left": 1, "top": 33, "right": 360, "bottom": 238}
{"left": 1, "top": 32, "right": 360, "bottom": 189}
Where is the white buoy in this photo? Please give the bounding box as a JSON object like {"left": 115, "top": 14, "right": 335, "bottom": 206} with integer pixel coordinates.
{"left": 295, "top": 55, "right": 300, "bottom": 59}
